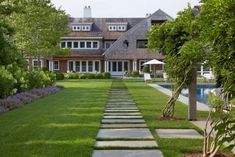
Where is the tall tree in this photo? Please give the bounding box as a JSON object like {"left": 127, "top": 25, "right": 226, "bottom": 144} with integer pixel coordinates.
{"left": 9, "top": 0, "right": 69, "bottom": 65}
{"left": 148, "top": 6, "right": 204, "bottom": 119}
{"left": 199, "top": 0, "right": 235, "bottom": 95}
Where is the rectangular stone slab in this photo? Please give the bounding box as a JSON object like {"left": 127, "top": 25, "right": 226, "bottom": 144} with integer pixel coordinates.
{"left": 103, "top": 115, "right": 143, "bottom": 119}
{"left": 92, "top": 150, "right": 164, "bottom": 157}
{"left": 104, "top": 112, "right": 141, "bottom": 116}
{"left": 106, "top": 105, "right": 137, "bottom": 108}
{"left": 106, "top": 107, "right": 138, "bottom": 110}
{"left": 102, "top": 119, "right": 145, "bottom": 124}
{"left": 95, "top": 140, "right": 158, "bottom": 148}
{"left": 105, "top": 110, "right": 139, "bottom": 112}
{"left": 97, "top": 128, "right": 154, "bottom": 139}
{"left": 101, "top": 123, "right": 147, "bottom": 128}
{"left": 107, "top": 102, "right": 135, "bottom": 105}
{"left": 156, "top": 129, "right": 204, "bottom": 139}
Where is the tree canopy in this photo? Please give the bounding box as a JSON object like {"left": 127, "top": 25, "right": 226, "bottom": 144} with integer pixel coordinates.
{"left": 9, "top": 0, "right": 69, "bottom": 58}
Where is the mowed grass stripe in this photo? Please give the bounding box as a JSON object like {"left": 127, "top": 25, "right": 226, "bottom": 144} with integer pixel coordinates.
{"left": 0, "top": 79, "right": 111, "bottom": 157}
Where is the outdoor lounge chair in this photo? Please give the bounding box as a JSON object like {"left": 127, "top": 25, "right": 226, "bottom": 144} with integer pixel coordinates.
{"left": 144, "top": 73, "right": 152, "bottom": 83}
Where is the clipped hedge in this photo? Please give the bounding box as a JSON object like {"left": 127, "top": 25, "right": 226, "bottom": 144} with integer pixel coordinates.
{"left": 64, "top": 72, "right": 111, "bottom": 79}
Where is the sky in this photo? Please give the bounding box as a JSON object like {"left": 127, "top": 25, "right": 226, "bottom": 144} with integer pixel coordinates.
{"left": 51, "top": 0, "right": 200, "bottom": 18}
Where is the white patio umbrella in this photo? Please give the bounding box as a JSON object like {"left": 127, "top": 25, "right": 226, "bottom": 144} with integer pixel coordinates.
{"left": 143, "top": 59, "right": 165, "bottom": 65}
{"left": 143, "top": 59, "right": 165, "bottom": 78}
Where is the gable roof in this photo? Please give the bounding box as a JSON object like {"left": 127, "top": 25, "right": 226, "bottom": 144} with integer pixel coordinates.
{"left": 103, "top": 9, "right": 173, "bottom": 59}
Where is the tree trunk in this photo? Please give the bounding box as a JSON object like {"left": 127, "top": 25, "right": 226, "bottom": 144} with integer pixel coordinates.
{"left": 188, "top": 67, "right": 197, "bottom": 120}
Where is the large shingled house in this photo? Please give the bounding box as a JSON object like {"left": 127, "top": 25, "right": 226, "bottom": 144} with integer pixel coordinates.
{"left": 29, "top": 6, "right": 173, "bottom": 76}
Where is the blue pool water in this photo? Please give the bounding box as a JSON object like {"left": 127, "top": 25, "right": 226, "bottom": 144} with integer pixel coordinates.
{"left": 159, "top": 84, "right": 216, "bottom": 104}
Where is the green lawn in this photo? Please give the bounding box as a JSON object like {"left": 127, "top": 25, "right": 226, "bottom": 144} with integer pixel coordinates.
{"left": 0, "top": 80, "right": 111, "bottom": 157}
{"left": 124, "top": 80, "right": 209, "bottom": 157}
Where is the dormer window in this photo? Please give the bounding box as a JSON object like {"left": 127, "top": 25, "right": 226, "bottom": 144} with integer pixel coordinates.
{"left": 107, "top": 22, "right": 128, "bottom": 32}
{"left": 72, "top": 23, "right": 92, "bottom": 32}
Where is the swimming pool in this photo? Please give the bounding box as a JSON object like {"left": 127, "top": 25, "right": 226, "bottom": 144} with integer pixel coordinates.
{"left": 159, "top": 84, "right": 216, "bottom": 104}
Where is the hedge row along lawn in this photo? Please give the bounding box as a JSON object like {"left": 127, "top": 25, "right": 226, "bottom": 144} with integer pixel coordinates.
{"left": 124, "top": 80, "right": 209, "bottom": 157}
{"left": 0, "top": 80, "right": 111, "bottom": 157}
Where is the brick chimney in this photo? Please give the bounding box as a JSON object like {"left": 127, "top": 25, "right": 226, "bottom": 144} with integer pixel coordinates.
{"left": 84, "top": 6, "right": 92, "bottom": 18}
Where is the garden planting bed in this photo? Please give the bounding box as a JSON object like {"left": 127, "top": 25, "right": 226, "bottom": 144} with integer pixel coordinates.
{"left": 0, "top": 86, "right": 63, "bottom": 112}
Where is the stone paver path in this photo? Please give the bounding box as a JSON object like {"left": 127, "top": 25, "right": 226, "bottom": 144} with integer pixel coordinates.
{"left": 156, "top": 129, "right": 203, "bottom": 139}
{"left": 92, "top": 81, "right": 164, "bottom": 157}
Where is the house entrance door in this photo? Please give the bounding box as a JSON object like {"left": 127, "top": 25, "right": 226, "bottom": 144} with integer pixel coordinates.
{"left": 108, "top": 61, "right": 129, "bottom": 76}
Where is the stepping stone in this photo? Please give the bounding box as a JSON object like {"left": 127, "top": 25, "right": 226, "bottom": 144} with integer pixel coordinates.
{"left": 97, "top": 128, "right": 154, "bottom": 139}
{"left": 105, "top": 110, "right": 139, "bottom": 112}
{"left": 103, "top": 115, "right": 143, "bottom": 119}
{"left": 106, "top": 107, "right": 138, "bottom": 110}
{"left": 101, "top": 123, "right": 147, "bottom": 128}
{"left": 102, "top": 119, "right": 145, "bottom": 124}
{"left": 107, "top": 102, "right": 135, "bottom": 105}
{"left": 156, "top": 129, "right": 203, "bottom": 139}
{"left": 92, "top": 150, "right": 164, "bottom": 157}
{"left": 104, "top": 112, "right": 141, "bottom": 116}
{"left": 106, "top": 105, "right": 137, "bottom": 108}
{"left": 95, "top": 140, "right": 158, "bottom": 148}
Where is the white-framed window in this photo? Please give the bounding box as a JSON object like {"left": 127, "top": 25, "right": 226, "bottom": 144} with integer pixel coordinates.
{"left": 87, "top": 41, "right": 92, "bottom": 48}
{"left": 93, "top": 41, "right": 98, "bottom": 49}
{"left": 53, "top": 61, "right": 59, "bottom": 70}
{"left": 117, "top": 25, "right": 127, "bottom": 31}
{"left": 32, "top": 59, "right": 42, "bottom": 68}
{"left": 108, "top": 24, "right": 127, "bottom": 31}
{"left": 73, "top": 41, "right": 79, "bottom": 48}
{"left": 72, "top": 24, "right": 91, "bottom": 31}
{"left": 61, "top": 41, "right": 66, "bottom": 48}
{"left": 80, "top": 41, "right": 86, "bottom": 48}
{"left": 67, "top": 41, "right": 72, "bottom": 48}
{"left": 61, "top": 41, "right": 99, "bottom": 49}
{"left": 67, "top": 60, "right": 101, "bottom": 73}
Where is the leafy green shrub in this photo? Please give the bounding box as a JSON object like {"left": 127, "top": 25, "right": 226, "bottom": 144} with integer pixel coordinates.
{"left": 143, "top": 66, "right": 150, "bottom": 73}
{"left": 27, "top": 70, "right": 55, "bottom": 88}
{"left": 6, "top": 64, "right": 29, "bottom": 92}
{"left": 0, "top": 66, "right": 16, "bottom": 98}
{"left": 66, "top": 72, "right": 80, "bottom": 79}
{"left": 55, "top": 72, "right": 65, "bottom": 80}
{"left": 79, "top": 74, "right": 86, "bottom": 79}
{"left": 86, "top": 73, "right": 96, "bottom": 79}
{"left": 96, "top": 73, "right": 104, "bottom": 79}
{"left": 103, "top": 72, "right": 111, "bottom": 79}
{"left": 131, "top": 71, "right": 140, "bottom": 77}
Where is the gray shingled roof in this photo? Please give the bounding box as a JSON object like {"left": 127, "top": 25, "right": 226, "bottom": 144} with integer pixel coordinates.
{"left": 103, "top": 9, "right": 173, "bottom": 60}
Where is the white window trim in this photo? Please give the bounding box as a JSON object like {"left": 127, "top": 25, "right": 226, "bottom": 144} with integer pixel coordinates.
{"left": 67, "top": 60, "right": 101, "bottom": 73}
{"left": 63, "top": 40, "right": 99, "bottom": 50}
{"left": 53, "top": 60, "right": 60, "bottom": 70}
{"left": 32, "top": 59, "right": 43, "bottom": 68}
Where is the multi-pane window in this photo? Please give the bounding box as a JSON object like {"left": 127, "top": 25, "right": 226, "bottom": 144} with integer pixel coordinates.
{"left": 124, "top": 61, "right": 128, "bottom": 71}
{"left": 93, "top": 42, "right": 98, "bottom": 49}
{"left": 72, "top": 24, "right": 91, "bottom": 31}
{"left": 82, "top": 61, "right": 86, "bottom": 72}
{"left": 108, "top": 24, "right": 127, "bottom": 31}
{"left": 73, "top": 42, "right": 79, "bottom": 48}
{"left": 61, "top": 41, "right": 66, "bottom": 48}
{"left": 136, "top": 40, "right": 148, "bottom": 48}
{"left": 88, "top": 61, "right": 93, "bottom": 72}
{"left": 33, "top": 60, "right": 42, "bottom": 68}
{"left": 95, "top": 61, "right": 100, "bottom": 72}
{"left": 80, "top": 42, "right": 85, "bottom": 48}
{"left": 61, "top": 41, "right": 99, "bottom": 49}
{"left": 67, "top": 41, "right": 72, "bottom": 48}
{"left": 53, "top": 61, "right": 59, "bottom": 70}
{"left": 87, "top": 42, "right": 92, "bottom": 48}
{"left": 75, "top": 61, "right": 80, "bottom": 72}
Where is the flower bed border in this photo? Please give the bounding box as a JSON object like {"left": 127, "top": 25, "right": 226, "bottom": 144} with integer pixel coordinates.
{"left": 0, "top": 86, "right": 63, "bottom": 112}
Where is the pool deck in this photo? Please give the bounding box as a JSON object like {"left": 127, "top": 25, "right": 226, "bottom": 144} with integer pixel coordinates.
{"left": 148, "top": 83, "right": 210, "bottom": 111}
